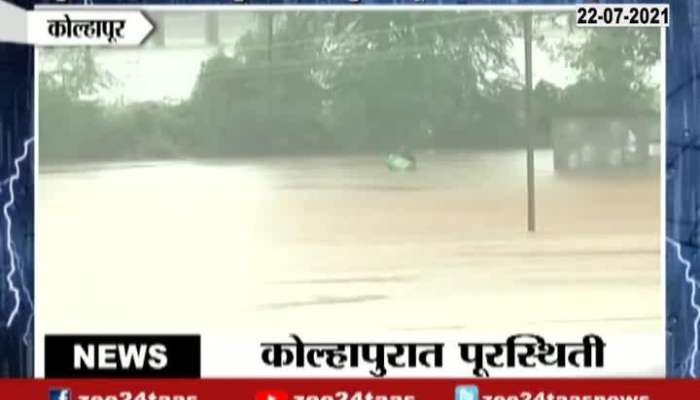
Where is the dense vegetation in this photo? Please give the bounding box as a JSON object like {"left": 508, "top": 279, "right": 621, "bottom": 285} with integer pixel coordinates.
{"left": 38, "top": 12, "right": 660, "bottom": 163}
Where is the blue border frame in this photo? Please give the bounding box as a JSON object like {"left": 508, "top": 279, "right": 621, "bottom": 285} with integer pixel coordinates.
{"left": 1, "top": 0, "right": 690, "bottom": 378}
{"left": 32, "top": 0, "right": 669, "bottom": 5}
{"left": 0, "top": 10, "right": 35, "bottom": 376}
{"left": 666, "top": 0, "right": 700, "bottom": 379}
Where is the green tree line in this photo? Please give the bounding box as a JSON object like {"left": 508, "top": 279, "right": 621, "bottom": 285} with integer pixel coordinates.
{"left": 38, "top": 12, "right": 660, "bottom": 163}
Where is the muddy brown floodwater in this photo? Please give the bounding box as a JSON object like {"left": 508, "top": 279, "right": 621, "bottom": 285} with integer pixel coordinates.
{"left": 38, "top": 150, "right": 661, "bottom": 339}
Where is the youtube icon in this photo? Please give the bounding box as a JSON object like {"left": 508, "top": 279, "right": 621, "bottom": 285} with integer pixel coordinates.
{"left": 255, "top": 390, "right": 289, "bottom": 400}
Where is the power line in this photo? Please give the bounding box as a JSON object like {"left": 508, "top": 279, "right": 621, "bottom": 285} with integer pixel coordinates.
{"left": 149, "top": 10, "right": 524, "bottom": 53}
{"left": 157, "top": 14, "right": 535, "bottom": 81}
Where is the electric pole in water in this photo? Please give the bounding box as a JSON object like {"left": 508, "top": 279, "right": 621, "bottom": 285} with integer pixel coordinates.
{"left": 262, "top": 13, "right": 273, "bottom": 129}
{"left": 205, "top": 12, "right": 219, "bottom": 46}
{"left": 267, "top": 13, "right": 273, "bottom": 63}
{"left": 523, "top": 12, "right": 536, "bottom": 232}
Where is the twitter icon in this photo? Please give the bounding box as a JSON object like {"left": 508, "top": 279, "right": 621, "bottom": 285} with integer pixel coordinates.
{"left": 455, "top": 385, "right": 479, "bottom": 400}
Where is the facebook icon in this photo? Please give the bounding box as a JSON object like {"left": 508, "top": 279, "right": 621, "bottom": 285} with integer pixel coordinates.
{"left": 455, "top": 385, "right": 479, "bottom": 400}
{"left": 49, "top": 388, "right": 71, "bottom": 400}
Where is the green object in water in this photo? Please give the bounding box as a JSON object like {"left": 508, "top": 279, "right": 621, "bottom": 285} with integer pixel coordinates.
{"left": 385, "top": 153, "right": 416, "bottom": 171}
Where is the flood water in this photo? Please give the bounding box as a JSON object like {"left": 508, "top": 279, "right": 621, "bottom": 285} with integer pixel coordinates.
{"left": 37, "top": 149, "right": 661, "bottom": 339}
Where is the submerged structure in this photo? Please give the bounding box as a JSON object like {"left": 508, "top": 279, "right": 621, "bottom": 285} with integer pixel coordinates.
{"left": 551, "top": 110, "right": 661, "bottom": 173}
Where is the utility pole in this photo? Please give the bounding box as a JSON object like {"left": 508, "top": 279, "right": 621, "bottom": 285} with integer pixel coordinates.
{"left": 266, "top": 13, "right": 273, "bottom": 124}
{"left": 152, "top": 12, "right": 165, "bottom": 48}
{"left": 205, "top": 12, "right": 219, "bottom": 46}
{"left": 523, "top": 12, "right": 535, "bottom": 232}
{"left": 266, "top": 13, "right": 273, "bottom": 63}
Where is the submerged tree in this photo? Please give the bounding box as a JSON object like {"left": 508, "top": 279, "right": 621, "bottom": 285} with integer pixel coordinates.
{"left": 38, "top": 12, "right": 662, "bottom": 162}
{"left": 189, "top": 11, "right": 524, "bottom": 154}
{"left": 550, "top": 26, "right": 661, "bottom": 111}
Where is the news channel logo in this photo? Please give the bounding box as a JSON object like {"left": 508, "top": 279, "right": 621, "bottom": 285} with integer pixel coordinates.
{"left": 455, "top": 385, "right": 479, "bottom": 400}
{"left": 49, "top": 388, "right": 71, "bottom": 400}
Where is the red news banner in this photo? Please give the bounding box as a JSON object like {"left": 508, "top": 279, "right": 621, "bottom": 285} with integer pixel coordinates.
{"left": 1, "top": 379, "right": 695, "bottom": 400}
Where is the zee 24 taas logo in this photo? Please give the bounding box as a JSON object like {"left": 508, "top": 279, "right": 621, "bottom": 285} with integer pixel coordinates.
{"left": 50, "top": 388, "right": 72, "bottom": 400}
